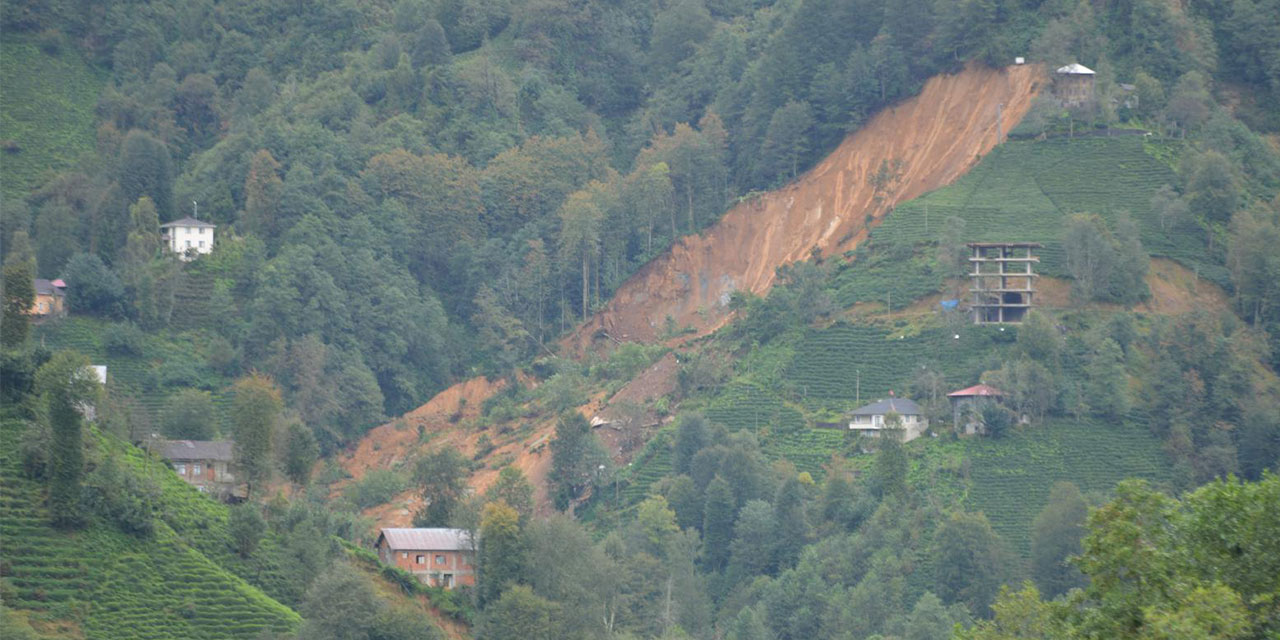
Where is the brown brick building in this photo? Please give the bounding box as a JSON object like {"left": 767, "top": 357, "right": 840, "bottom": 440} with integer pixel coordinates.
{"left": 162, "top": 440, "right": 236, "bottom": 493}
{"left": 375, "top": 528, "right": 475, "bottom": 588}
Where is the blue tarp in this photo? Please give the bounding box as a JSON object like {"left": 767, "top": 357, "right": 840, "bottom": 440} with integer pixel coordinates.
{"left": 940, "top": 299, "right": 960, "bottom": 310}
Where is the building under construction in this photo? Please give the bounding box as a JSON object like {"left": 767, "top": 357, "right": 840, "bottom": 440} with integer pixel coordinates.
{"left": 968, "top": 242, "right": 1042, "bottom": 324}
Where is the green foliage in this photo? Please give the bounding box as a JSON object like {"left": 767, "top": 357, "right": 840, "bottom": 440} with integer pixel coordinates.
{"left": 344, "top": 468, "right": 409, "bottom": 511}
{"left": 161, "top": 388, "right": 217, "bottom": 440}
{"left": 0, "top": 415, "right": 301, "bottom": 638}
{"left": 0, "top": 39, "right": 100, "bottom": 202}
{"left": 548, "top": 411, "right": 608, "bottom": 510}
{"left": 228, "top": 503, "right": 265, "bottom": 558}
{"left": 971, "top": 475, "right": 1280, "bottom": 639}
{"left": 1, "top": 260, "right": 35, "bottom": 347}
{"left": 283, "top": 420, "right": 319, "bottom": 485}
{"left": 413, "top": 447, "right": 468, "bottom": 526}
{"left": 230, "top": 374, "right": 281, "bottom": 495}
{"left": 932, "top": 510, "right": 1016, "bottom": 617}
{"left": 478, "top": 501, "right": 525, "bottom": 607}
{"left": 62, "top": 253, "right": 125, "bottom": 317}
{"left": 35, "top": 350, "right": 96, "bottom": 528}
{"left": 1030, "top": 481, "right": 1087, "bottom": 599}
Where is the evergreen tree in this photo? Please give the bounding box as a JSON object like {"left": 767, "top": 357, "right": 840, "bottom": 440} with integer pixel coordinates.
{"left": 478, "top": 501, "right": 525, "bottom": 607}
{"left": 118, "top": 130, "right": 174, "bottom": 219}
{"left": 283, "top": 420, "right": 320, "bottom": 485}
{"left": 414, "top": 447, "right": 468, "bottom": 526}
{"left": 874, "top": 414, "right": 908, "bottom": 499}
{"left": 933, "top": 511, "right": 1014, "bottom": 617}
{"left": 773, "top": 476, "right": 809, "bottom": 569}
{"left": 35, "top": 351, "right": 98, "bottom": 529}
{"left": 1031, "top": 481, "right": 1088, "bottom": 599}
{"left": 548, "top": 411, "right": 607, "bottom": 510}
{"left": 701, "top": 475, "right": 735, "bottom": 571}
{"left": 230, "top": 374, "right": 282, "bottom": 497}
{"left": 1, "top": 260, "right": 35, "bottom": 347}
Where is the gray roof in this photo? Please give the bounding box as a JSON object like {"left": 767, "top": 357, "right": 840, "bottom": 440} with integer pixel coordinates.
{"left": 162, "top": 440, "right": 234, "bottom": 462}
{"left": 33, "top": 279, "right": 64, "bottom": 296}
{"left": 159, "top": 216, "right": 216, "bottom": 229}
{"left": 378, "top": 528, "right": 473, "bottom": 551}
{"left": 849, "top": 398, "right": 923, "bottom": 416}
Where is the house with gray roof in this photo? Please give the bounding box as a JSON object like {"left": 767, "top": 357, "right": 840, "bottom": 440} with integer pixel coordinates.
{"left": 162, "top": 440, "right": 236, "bottom": 494}
{"left": 375, "top": 528, "right": 475, "bottom": 588}
{"left": 847, "top": 397, "right": 928, "bottom": 442}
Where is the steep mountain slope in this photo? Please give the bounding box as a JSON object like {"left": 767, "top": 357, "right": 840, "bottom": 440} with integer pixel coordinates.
{"left": 0, "top": 415, "right": 301, "bottom": 639}
{"left": 570, "top": 64, "right": 1039, "bottom": 349}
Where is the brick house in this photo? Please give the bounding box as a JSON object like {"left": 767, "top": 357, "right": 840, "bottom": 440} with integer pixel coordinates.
{"left": 162, "top": 440, "right": 236, "bottom": 492}
{"left": 30, "top": 278, "right": 66, "bottom": 318}
{"left": 375, "top": 528, "right": 475, "bottom": 588}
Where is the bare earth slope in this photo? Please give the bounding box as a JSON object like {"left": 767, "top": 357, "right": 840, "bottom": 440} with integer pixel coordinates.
{"left": 571, "top": 64, "right": 1038, "bottom": 348}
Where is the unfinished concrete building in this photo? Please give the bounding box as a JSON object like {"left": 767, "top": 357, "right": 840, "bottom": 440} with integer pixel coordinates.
{"left": 968, "top": 242, "right": 1042, "bottom": 324}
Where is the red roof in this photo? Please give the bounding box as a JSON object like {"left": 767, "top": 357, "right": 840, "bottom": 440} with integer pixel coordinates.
{"left": 947, "top": 384, "right": 1004, "bottom": 398}
{"left": 50, "top": 279, "right": 66, "bottom": 288}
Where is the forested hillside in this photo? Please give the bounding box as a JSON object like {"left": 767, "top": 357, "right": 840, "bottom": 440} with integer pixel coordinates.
{"left": 3, "top": 0, "right": 1280, "bottom": 638}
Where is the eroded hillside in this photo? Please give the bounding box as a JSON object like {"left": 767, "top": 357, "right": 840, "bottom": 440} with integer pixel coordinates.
{"left": 570, "top": 64, "right": 1039, "bottom": 349}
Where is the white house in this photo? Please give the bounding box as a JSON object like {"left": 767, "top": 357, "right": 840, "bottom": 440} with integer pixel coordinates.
{"left": 848, "top": 397, "right": 928, "bottom": 442}
{"left": 160, "top": 217, "right": 216, "bottom": 260}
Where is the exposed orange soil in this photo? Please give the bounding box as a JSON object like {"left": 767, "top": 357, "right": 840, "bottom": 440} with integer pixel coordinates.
{"left": 568, "top": 64, "right": 1040, "bottom": 351}
{"left": 344, "top": 64, "right": 1043, "bottom": 522}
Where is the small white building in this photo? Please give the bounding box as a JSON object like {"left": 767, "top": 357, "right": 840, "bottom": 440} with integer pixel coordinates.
{"left": 160, "top": 217, "right": 216, "bottom": 260}
{"left": 848, "top": 397, "right": 928, "bottom": 442}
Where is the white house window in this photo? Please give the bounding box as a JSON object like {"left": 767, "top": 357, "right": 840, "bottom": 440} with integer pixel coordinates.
{"left": 193, "top": 463, "right": 202, "bottom": 475}
{"left": 199, "top": 241, "right": 204, "bottom": 248}
{"left": 416, "top": 555, "right": 425, "bottom": 564}
{"left": 200, "top": 227, "right": 206, "bottom": 234}
{"left": 401, "top": 551, "right": 408, "bottom": 559}
{"left": 176, "top": 463, "right": 186, "bottom": 475}
{"left": 186, "top": 240, "right": 192, "bottom": 248}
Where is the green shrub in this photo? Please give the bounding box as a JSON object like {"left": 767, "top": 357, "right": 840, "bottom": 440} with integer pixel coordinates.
{"left": 343, "top": 469, "right": 408, "bottom": 510}
{"left": 102, "top": 322, "right": 145, "bottom": 356}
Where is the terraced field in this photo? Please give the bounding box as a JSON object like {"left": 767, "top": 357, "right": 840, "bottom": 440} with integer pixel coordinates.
{"left": 0, "top": 415, "right": 301, "bottom": 638}
{"left": 962, "top": 418, "right": 1170, "bottom": 559}
{"left": 0, "top": 38, "right": 103, "bottom": 201}
{"left": 785, "top": 323, "right": 1014, "bottom": 411}
{"left": 830, "top": 135, "right": 1230, "bottom": 308}
{"left": 33, "top": 317, "right": 234, "bottom": 436}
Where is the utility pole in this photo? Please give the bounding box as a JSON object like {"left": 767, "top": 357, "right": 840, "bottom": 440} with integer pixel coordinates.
{"left": 856, "top": 370, "right": 861, "bottom": 406}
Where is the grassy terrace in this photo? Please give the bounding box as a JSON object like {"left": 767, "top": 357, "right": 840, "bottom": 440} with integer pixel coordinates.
{"left": 0, "top": 415, "right": 301, "bottom": 637}
{"left": 0, "top": 38, "right": 102, "bottom": 201}
{"left": 830, "top": 135, "right": 1228, "bottom": 309}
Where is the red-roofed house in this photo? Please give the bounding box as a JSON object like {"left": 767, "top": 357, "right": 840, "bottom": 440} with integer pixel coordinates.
{"left": 947, "top": 384, "right": 1005, "bottom": 434}
{"left": 375, "top": 528, "right": 475, "bottom": 588}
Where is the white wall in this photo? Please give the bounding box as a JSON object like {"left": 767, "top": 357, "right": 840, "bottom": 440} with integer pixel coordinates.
{"left": 166, "top": 225, "right": 214, "bottom": 259}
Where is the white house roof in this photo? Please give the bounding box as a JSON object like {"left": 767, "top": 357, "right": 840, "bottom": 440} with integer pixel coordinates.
{"left": 377, "top": 528, "right": 473, "bottom": 551}
{"left": 159, "top": 216, "right": 216, "bottom": 229}
{"left": 1055, "top": 63, "right": 1095, "bottom": 76}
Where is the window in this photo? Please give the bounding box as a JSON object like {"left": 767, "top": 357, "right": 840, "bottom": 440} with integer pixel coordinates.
{"left": 186, "top": 240, "right": 192, "bottom": 248}
{"left": 200, "top": 227, "right": 206, "bottom": 234}
{"left": 401, "top": 551, "right": 408, "bottom": 559}
{"left": 176, "top": 463, "right": 186, "bottom": 475}
{"left": 442, "top": 574, "right": 453, "bottom": 588}
{"left": 416, "top": 555, "right": 425, "bottom": 564}
{"left": 436, "top": 555, "right": 446, "bottom": 565}
{"left": 198, "top": 241, "right": 204, "bottom": 248}
{"left": 193, "top": 463, "right": 202, "bottom": 475}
